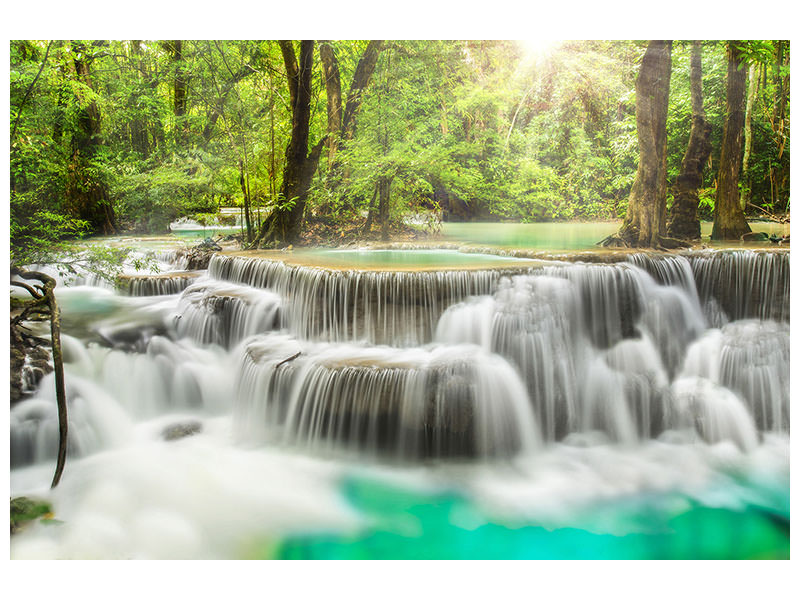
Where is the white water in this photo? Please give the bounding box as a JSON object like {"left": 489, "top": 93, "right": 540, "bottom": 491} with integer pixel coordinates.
{"left": 10, "top": 248, "right": 790, "bottom": 558}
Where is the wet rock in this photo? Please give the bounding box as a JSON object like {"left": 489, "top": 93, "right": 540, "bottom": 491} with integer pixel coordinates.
{"left": 96, "top": 324, "right": 167, "bottom": 352}
{"left": 162, "top": 420, "right": 203, "bottom": 441}
{"left": 176, "top": 246, "right": 217, "bottom": 270}
{"left": 10, "top": 328, "right": 53, "bottom": 405}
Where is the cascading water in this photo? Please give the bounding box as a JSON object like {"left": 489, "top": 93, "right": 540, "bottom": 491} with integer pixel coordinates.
{"left": 234, "top": 337, "right": 539, "bottom": 460}
{"left": 209, "top": 254, "right": 517, "bottom": 345}
{"left": 10, "top": 246, "right": 790, "bottom": 559}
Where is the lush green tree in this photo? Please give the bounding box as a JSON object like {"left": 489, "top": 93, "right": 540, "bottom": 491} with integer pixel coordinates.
{"left": 10, "top": 39, "right": 789, "bottom": 251}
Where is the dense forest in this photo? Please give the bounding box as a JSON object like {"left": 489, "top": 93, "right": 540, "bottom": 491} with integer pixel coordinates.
{"left": 10, "top": 40, "right": 790, "bottom": 260}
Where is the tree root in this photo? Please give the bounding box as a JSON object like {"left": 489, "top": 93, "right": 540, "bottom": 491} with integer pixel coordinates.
{"left": 598, "top": 233, "right": 692, "bottom": 251}
{"left": 11, "top": 267, "right": 68, "bottom": 488}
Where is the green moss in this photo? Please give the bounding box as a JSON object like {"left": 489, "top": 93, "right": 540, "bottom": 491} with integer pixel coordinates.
{"left": 10, "top": 496, "right": 53, "bottom": 535}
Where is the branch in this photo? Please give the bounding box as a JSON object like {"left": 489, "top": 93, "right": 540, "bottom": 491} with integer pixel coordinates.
{"left": 274, "top": 351, "right": 301, "bottom": 369}
{"left": 10, "top": 265, "right": 67, "bottom": 488}
{"left": 278, "top": 40, "right": 299, "bottom": 109}
{"left": 747, "top": 201, "right": 788, "bottom": 222}
{"left": 11, "top": 279, "right": 43, "bottom": 299}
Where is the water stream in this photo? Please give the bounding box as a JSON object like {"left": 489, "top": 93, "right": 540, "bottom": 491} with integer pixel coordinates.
{"left": 10, "top": 246, "right": 790, "bottom": 559}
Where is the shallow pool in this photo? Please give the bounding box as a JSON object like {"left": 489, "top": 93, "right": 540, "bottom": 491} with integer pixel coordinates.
{"left": 440, "top": 221, "right": 790, "bottom": 250}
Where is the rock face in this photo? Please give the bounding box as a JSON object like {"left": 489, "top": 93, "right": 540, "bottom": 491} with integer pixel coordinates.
{"left": 10, "top": 326, "right": 53, "bottom": 405}
{"left": 177, "top": 238, "right": 223, "bottom": 270}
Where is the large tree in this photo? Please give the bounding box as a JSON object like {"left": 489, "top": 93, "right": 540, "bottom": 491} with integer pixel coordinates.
{"left": 64, "top": 40, "right": 117, "bottom": 234}
{"left": 667, "top": 41, "right": 713, "bottom": 240}
{"left": 318, "top": 39, "right": 383, "bottom": 217}
{"left": 602, "top": 40, "right": 682, "bottom": 248}
{"left": 254, "top": 40, "right": 326, "bottom": 246}
{"left": 319, "top": 40, "right": 383, "bottom": 165}
{"left": 711, "top": 42, "right": 751, "bottom": 240}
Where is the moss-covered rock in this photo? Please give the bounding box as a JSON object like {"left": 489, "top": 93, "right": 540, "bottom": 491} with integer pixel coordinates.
{"left": 10, "top": 496, "right": 53, "bottom": 534}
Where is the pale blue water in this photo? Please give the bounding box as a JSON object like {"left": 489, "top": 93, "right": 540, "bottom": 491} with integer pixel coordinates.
{"left": 298, "top": 248, "right": 531, "bottom": 269}
{"left": 440, "top": 221, "right": 790, "bottom": 251}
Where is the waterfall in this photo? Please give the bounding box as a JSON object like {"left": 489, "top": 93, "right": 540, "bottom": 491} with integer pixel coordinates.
{"left": 209, "top": 254, "right": 526, "bottom": 345}
{"left": 10, "top": 245, "right": 790, "bottom": 559}
{"left": 171, "top": 280, "right": 282, "bottom": 349}
{"left": 12, "top": 249, "right": 789, "bottom": 469}
{"left": 433, "top": 257, "right": 774, "bottom": 447}
{"left": 685, "top": 250, "right": 789, "bottom": 325}
{"left": 680, "top": 320, "right": 790, "bottom": 432}
{"left": 122, "top": 273, "right": 199, "bottom": 297}
{"left": 234, "top": 336, "right": 539, "bottom": 460}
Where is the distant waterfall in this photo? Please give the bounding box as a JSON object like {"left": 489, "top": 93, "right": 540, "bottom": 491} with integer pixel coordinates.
{"left": 122, "top": 273, "right": 200, "bottom": 296}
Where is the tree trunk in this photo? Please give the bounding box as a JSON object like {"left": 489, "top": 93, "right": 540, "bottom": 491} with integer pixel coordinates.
{"left": 129, "top": 41, "right": 151, "bottom": 158}
{"left": 378, "top": 176, "right": 393, "bottom": 241}
{"left": 319, "top": 40, "right": 383, "bottom": 214}
{"left": 711, "top": 43, "right": 751, "bottom": 240}
{"left": 319, "top": 41, "right": 343, "bottom": 163}
{"left": 341, "top": 40, "right": 383, "bottom": 143}
{"left": 667, "top": 41, "right": 712, "bottom": 240}
{"left": 604, "top": 41, "right": 679, "bottom": 248}
{"left": 739, "top": 62, "right": 757, "bottom": 209}
{"left": 254, "top": 40, "right": 325, "bottom": 246}
{"left": 167, "top": 40, "right": 188, "bottom": 144}
{"left": 239, "top": 159, "right": 253, "bottom": 241}
{"left": 362, "top": 183, "right": 379, "bottom": 234}
{"left": 66, "top": 41, "right": 116, "bottom": 235}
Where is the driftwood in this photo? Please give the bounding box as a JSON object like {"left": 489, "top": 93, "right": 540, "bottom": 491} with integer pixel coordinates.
{"left": 11, "top": 267, "right": 68, "bottom": 488}
{"left": 274, "top": 351, "right": 302, "bottom": 369}
{"left": 746, "top": 202, "right": 790, "bottom": 224}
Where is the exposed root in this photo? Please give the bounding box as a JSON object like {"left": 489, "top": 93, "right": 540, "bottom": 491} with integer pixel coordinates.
{"left": 598, "top": 233, "right": 691, "bottom": 251}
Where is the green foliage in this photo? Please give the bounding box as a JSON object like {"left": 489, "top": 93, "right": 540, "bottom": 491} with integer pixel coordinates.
{"left": 10, "top": 191, "right": 90, "bottom": 266}
{"left": 8, "top": 38, "right": 791, "bottom": 251}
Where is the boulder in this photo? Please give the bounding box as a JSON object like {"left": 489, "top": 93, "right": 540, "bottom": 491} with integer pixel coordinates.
{"left": 162, "top": 420, "right": 203, "bottom": 441}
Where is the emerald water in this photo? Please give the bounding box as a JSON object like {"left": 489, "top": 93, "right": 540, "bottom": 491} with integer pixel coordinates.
{"left": 294, "top": 248, "right": 534, "bottom": 269}
{"left": 10, "top": 244, "right": 790, "bottom": 560}
{"left": 441, "top": 221, "right": 790, "bottom": 250}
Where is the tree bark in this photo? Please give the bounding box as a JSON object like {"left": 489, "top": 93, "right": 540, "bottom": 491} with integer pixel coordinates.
{"left": 341, "top": 40, "right": 383, "bottom": 143}
{"left": 254, "top": 41, "right": 325, "bottom": 246}
{"left": 66, "top": 41, "right": 116, "bottom": 235}
{"left": 239, "top": 159, "right": 253, "bottom": 240}
{"left": 378, "top": 176, "right": 393, "bottom": 241}
{"left": 165, "top": 40, "right": 188, "bottom": 144}
{"left": 319, "top": 40, "right": 383, "bottom": 212}
{"left": 129, "top": 41, "right": 151, "bottom": 158}
{"left": 739, "top": 62, "right": 757, "bottom": 209}
{"left": 667, "top": 41, "right": 712, "bottom": 240}
{"left": 711, "top": 43, "right": 751, "bottom": 240}
{"left": 603, "top": 41, "right": 681, "bottom": 248}
{"left": 319, "top": 41, "right": 343, "bottom": 163}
